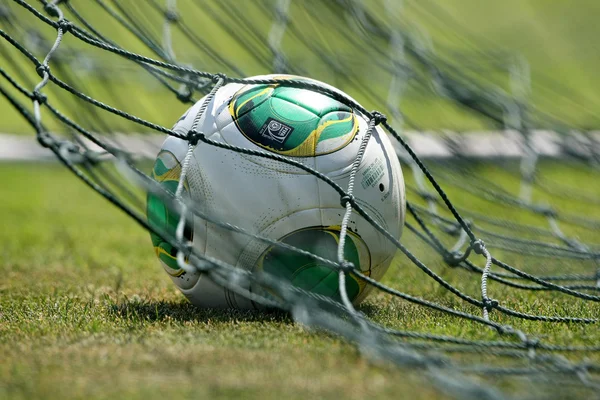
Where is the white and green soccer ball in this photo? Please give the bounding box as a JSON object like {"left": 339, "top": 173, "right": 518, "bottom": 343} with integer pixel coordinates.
{"left": 147, "top": 74, "right": 406, "bottom": 308}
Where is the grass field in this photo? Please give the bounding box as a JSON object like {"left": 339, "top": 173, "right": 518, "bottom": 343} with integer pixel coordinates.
{"left": 1, "top": 161, "right": 598, "bottom": 399}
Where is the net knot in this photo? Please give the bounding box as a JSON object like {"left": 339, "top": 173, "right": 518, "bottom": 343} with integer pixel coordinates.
{"left": 212, "top": 73, "right": 227, "bottom": 83}
{"left": 533, "top": 204, "right": 556, "bottom": 218}
{"left": 470, "top": 239, "right": 486, "bottom": 255}
{"left": 82, "top": 149, "right": 102, "bottom": 166}
{"left": 339, "top": 261, "right": 355, "bottom": 273}
{"left": 184, "top": 241, "right": 194, "bottom": 253}
{"left": 497, "top": 324, "right": 514, "bottom": 335}
{"left": 165, "top": 10, "right": 179, "bottom": 23}
{"left": 176, "top": 87, "right": 193, "bottom": 103}
{"left": 57, "top": 19, "right": 73, "bottom": 33}
{"left": 36, "top": 65, "right": 50, "bottom": 78}
{"left": 444, "top": 251, "right": 464, "bottom": 267}
{"left": 186, "top": 130, "right": 204, "bottom": 146}
{"left": 524, "top": 337, "right": 540, "bottom": 350}
{"left": 370, "top": 111, "right": 387, "bottom": 125}
{"left": 36, "top": 132, "right": 53, "bottom": 148}
{"left": 340, "top": 195, "right": 355, "bottom": 207}
{"left": 31, "top": 91, "right": 47, "bottom": 105}
{"left": 44, "top": 3, "right": 61, "bottom": 18}
{"left": 482, "top": 297, "right": 498, "bottom": 312}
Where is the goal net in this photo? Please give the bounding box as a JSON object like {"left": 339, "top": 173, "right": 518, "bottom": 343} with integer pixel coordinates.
{"left": 1, "top": 0, "right": 599, "bottom": 398}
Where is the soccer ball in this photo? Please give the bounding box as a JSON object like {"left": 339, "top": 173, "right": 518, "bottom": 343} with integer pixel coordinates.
{"left": 147, "top": 74, "right": 405, "bottom": 308}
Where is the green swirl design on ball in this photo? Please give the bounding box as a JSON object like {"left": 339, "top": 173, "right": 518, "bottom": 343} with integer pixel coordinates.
{"left": 258, "top": 227, "right": 370, "bottom": 302}
{"left": 146, "top": 150, "right": 193, "bottom": 276}
{"left": 229, "top": 77, "right": 359, "bottom": 157}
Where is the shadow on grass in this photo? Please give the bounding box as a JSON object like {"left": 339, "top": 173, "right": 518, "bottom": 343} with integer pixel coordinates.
{"left": 110, "top": 298, "right": 293, "bottom": 324}
{"left": 356, "top": 302, "right": 385, "bottom": 317}
{"left": 109, "top": 298, "right": 388, "bottom": 326}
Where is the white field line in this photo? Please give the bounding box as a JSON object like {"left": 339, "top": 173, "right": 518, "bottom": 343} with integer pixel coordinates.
{"left": 0, "top": 130, "right": 598, "bottom": 162}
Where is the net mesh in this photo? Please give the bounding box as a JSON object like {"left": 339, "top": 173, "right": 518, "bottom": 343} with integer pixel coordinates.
{"left": 2, "top": 0, "right": 600, "bottom": 398}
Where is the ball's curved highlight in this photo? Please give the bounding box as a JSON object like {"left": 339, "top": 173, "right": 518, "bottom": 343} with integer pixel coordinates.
{"left": 147, "top": 74, "right": 406, "bottom": 308}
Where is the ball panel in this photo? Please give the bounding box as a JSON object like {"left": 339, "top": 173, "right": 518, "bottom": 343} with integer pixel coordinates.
{"left": 180, "top": 274, "right": 257, "bottom": 309}
{"left": 229, "top": 77, "right": 359, "bottom": 157}
{"left": 147, "top": 150, "right": 193, "bottom": 278}
{"left": 229, "top": 84, "right": 274, "bottom": 119}
{"left": 257, "top": 226, "right": 366, "bottom": 302}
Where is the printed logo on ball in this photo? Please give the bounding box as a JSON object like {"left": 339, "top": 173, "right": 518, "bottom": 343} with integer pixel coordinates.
{"left": 259, "top": 117, "right": 294, "bottom": 144}
{"left": 361, "top": 158, "right": 385, "bottom": 189}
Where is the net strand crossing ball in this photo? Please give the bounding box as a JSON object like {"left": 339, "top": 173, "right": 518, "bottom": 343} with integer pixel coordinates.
{"left": 147, "top": 74, "right": 406, "bottom": 309}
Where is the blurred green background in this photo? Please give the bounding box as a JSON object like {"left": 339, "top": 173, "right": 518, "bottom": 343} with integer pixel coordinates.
{"left": 1, "top": 0, "right": 599, "bottom": 135}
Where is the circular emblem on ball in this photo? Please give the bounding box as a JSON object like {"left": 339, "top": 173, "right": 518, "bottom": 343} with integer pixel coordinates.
{"left": 229, "top": 76, "right": 359, "bottom": 157}
{"left": 256, "top": 226, "right": 371, "bottom": 302}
